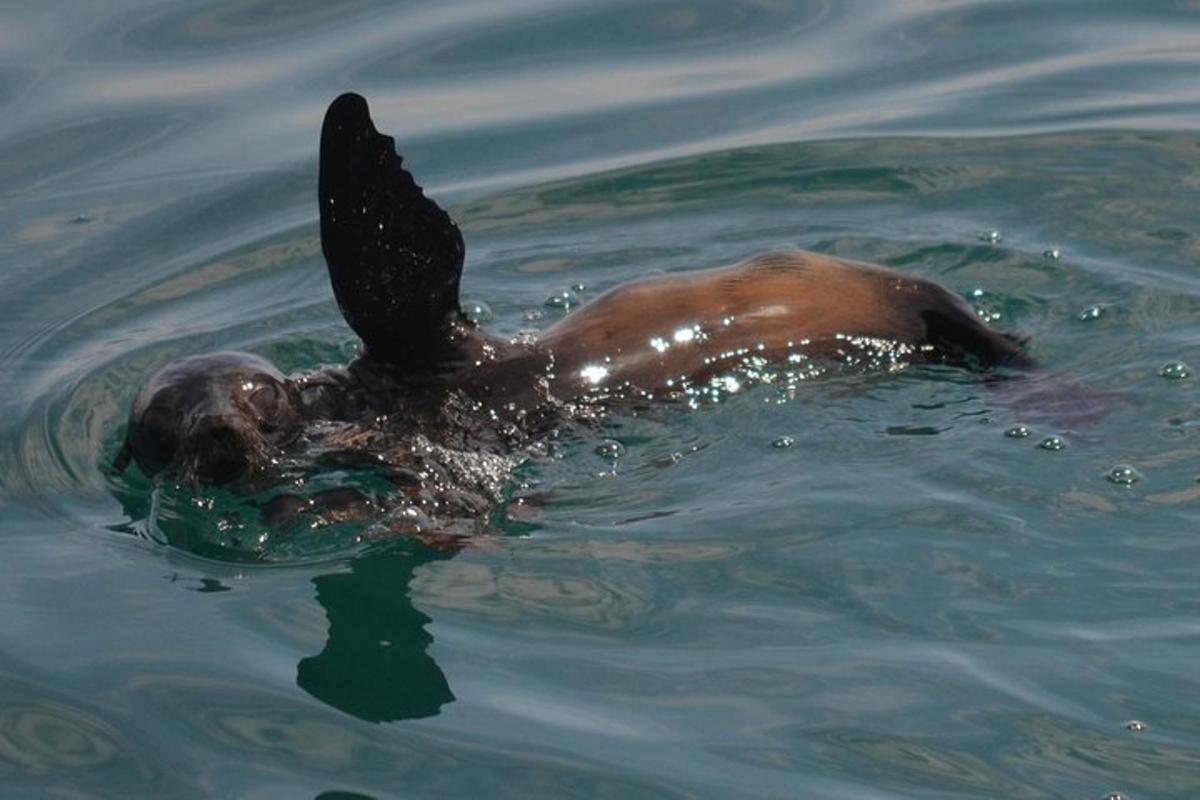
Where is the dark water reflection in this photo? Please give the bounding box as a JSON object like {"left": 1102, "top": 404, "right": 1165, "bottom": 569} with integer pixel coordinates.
{"left": 298, "top": 549, "right": 455, "bottom": 723}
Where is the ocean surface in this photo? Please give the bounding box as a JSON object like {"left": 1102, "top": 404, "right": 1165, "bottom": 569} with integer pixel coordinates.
{"left": 2, "top": 1, "right": 1199, "bottom": 797}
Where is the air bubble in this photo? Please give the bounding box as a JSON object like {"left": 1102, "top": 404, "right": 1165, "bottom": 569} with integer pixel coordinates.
{"left": 771, "top": 436, "right": 796, "bottom": 449}
{"left": 595, "top": 439, "right": 625, "bottom": 459}
{"left": 544, "top": 288, "right": 581, "bottom": 311}
{"left": 1124, "top": 719, "right": 1147, "bottom": 733}
{"left": 1159, "top": 361, "right": 1190, "bottom": 380}
{"left": 1004, "top": 425, "right": 1031, "bottom": 439}
{"left": 1078, "top": 305, "right": 1105, "bottom": 322}
{"left": 1038, "top": 435, "right": 1066, "bottom": 451}
{"left": 1106, "top": 465, "right": 1141, "bottom": 486}
{"left": 571, "top": 282, "right": 586, "bottom": 292}
{"left": 462, "top": 299, "right": 493, "bottom": 324}
{"left": 981, "top": 230, "right": 1002, "bottom": 243}
{"left": 1102, "top": 793, "right": 1130, "bottom": 800}
{"left": 1043, "top": 248, "right": 1061, "bottom": 260}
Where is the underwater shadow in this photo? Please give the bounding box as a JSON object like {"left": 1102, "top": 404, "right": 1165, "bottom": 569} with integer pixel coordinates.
{"left": 298, "top": 544, "right": 456, "bottom": 722}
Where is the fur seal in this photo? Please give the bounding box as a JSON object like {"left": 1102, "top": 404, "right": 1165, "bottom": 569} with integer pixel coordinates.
{"left": 118, "top": 93, "right": 1030, "bottom": 512}
{"left": 116, "top": 352, "right": 301, "bottom": 484}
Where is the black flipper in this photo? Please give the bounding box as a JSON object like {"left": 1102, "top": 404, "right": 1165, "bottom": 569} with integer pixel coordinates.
{"left": 921, "top": 308, "right": 1034, "bottom": 370}
{"left": 319, "top": 93, "right": 465, "bottom": 367}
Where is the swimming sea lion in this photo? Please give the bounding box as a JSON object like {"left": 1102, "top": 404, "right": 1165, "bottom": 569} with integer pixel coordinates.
{"left": 116, "top": 352, "right": 302, "bottom": 484}
{"left": 118, "top": 93, "right": 1030, "bottom": 508}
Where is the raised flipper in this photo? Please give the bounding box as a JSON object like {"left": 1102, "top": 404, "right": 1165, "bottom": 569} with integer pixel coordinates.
{"left": 319, "top": 93, "right": 465, "bottom": 368}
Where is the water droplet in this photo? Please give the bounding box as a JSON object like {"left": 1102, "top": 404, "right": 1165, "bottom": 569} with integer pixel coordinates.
{"left": 1107, "top": 465, "right": 1142, "bottom": 486}
{"left": 595, "top": 439, "right": 625, "bottom": 459}
{"left": 571, "top": 282, "right": 586, "bottom": 293}
{"left": 1102, "top": 793, "right": 1130, "bottom": 800}
{"left": 1159, "top": 361, "right": 1190, "bottom": 380}
{"left": 579, "top": 364, "right": 609, "bottom": 386}
{"left": 1078, "top": 305, "right": 1105, "bottom": 322}
{"left": 462, "top": 299, "right": 493, "bottom": 324}
{"left": 980, "top": 230, "right": 1002, "bottom": 243}
{"left": 1038, "top": 435, "right": 1066, "bottom": 451}
{"left": 672, "top": 326, "right": 698, "bottom": 343}
{"left": 1124, "top": 719, "right": 1147, "bottom": 733}
{"left": 544, "top": 288, "right": 581, "bottom": 311}
{"left": 1043, "top": 248, "right": 1062, "bottom": 260}
{"left": 1004, "top": 425, "right": 1031, "bottom": 439}
{"left": 771, "top": 436, "right": 796, "bottom": 449}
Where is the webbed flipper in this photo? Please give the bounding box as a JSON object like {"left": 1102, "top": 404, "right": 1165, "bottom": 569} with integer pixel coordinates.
{"left": 319, "top": 93, "right": 465, "bottom": 367}
{"left": 921, "top": 307, "right": 1034, "bottom": 370}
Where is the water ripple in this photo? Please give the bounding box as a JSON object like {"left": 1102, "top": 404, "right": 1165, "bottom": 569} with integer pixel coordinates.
{"left": 3, "top": 1, "right": 1200, "bottom": 797}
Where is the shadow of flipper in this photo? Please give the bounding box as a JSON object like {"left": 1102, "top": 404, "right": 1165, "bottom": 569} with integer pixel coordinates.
{"left": 297, "top": 546, "right": 455, "bottom": 722}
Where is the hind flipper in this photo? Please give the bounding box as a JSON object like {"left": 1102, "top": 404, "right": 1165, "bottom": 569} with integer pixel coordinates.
{"left": 920, "top": 307, "right": 1034, "bottom": 370}
{"left": 319, "top": 93, "right": 465, "bottom": 367}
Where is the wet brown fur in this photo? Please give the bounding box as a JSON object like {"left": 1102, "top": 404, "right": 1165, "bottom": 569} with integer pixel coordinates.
{"left": 528, "top": 250, "right": 1027, "bottom": 395}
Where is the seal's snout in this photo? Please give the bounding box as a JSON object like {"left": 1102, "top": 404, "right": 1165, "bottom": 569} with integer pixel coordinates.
{"left": 121, "top": 352, "right": 295, "bottom": 483}
{"left": 181, "top": 416, "right": 258, "bottom": 484}
{"left": 186, "top": 414, "right": 250, "bottom": 444}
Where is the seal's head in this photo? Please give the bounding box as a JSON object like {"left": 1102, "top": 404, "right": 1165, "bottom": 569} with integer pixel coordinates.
{"left": 117, "top": 352, "right": 302, "bottom": 484}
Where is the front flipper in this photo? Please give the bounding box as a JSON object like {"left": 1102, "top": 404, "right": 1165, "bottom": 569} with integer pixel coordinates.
{"left": 319, "top": 93, "right": 465, "bottom": 368}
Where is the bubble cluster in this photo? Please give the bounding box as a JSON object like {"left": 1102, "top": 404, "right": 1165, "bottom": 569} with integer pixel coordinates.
{"left": 1004, "top": 425, "right": 1031, "bottom": 439}
{"left": 1159, "top": 361, "right": 1190, "bottom": 380}
{"left": 968, "top": 288, "right": 1003, "bottom": 322}
{"left": 1124, "top": 719, "right": 1147, "bottom": 733}
{"left": 1106, "top": 464, "right": 1142, "bottom": 486}
{"left": 771, "top": 436, "right": 796, "bottom": 449}
{"left": 544, "top": 288, "right": 581, "bottom": 311}
{"left": 1038, "top": 435, "right": 1066, "bottom": 451}
{"left": 462, "top": 299, "right": 494, "bottom": 324}
{"left": 594, "top": 439, "right": 626, "bottom": 459}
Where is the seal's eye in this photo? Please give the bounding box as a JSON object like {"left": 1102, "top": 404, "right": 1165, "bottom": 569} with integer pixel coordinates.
{"left": 247, "top": 383, "right": 281, "bottom": 416}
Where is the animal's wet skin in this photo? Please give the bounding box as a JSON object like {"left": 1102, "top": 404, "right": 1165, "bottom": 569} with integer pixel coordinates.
{"left": 117, "top": 93, "right": 1031, "bottom": 547}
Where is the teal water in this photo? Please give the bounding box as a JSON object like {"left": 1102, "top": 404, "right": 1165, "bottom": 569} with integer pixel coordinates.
{"left": 2, "top": 1, "right": 1200, "bottom": 797}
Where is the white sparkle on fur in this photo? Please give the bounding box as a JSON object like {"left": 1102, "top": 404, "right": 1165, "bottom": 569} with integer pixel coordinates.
{"left": 579, "top": 364, "right": 609, "bottom": 385}
{"left": 650, "top": 336, "right": 669, "bottom": 353}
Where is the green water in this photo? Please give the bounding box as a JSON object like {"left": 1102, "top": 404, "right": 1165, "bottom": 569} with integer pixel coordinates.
{"left": 2, "top": 2, "right": 1200, "bottom": 798}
